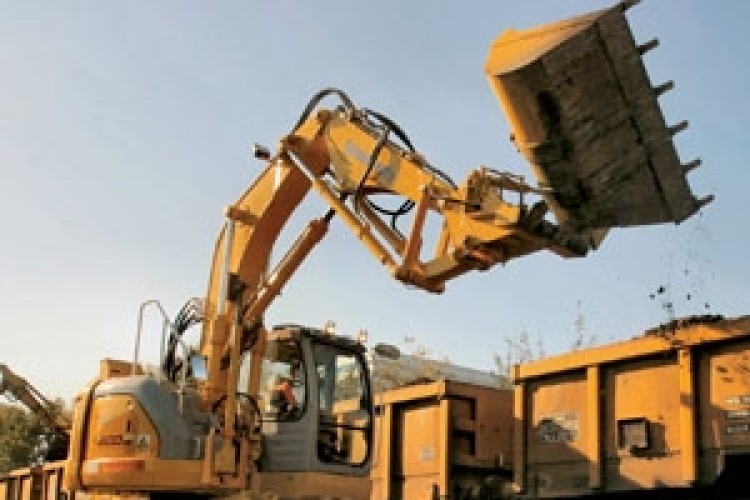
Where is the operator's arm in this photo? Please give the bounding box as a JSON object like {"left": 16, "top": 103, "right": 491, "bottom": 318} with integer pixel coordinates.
{"left": 282, "top": 381, "right": 297, "bottom": 408}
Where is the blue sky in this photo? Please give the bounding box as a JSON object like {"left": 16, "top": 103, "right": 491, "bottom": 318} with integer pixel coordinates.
{"left": 1, "top": 1, "right": 749, "bottom": 399}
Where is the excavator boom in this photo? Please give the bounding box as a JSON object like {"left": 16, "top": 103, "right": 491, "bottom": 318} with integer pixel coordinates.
{"left": 0, "top": 363, "right": 70, "bottom": 437}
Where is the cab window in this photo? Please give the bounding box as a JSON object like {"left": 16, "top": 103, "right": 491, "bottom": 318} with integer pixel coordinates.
{"left": 314, "top": 343, "right": 370, "bottom": 465}
{"left": 258, "top": 338, "right": 306, "bottom": 421}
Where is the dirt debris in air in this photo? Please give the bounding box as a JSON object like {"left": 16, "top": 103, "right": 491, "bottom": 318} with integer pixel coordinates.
{"left": 649, "top": 283, "right": 711, "bottom": 312}
{"left": 645, "top": 208, "right": 716, "bottom": 327}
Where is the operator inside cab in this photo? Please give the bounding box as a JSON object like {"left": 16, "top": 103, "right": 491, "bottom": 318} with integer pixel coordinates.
{"left": 260, "top": 339, "right": 307, "bottom": 421}
{"left": 270, "top": 360, "right": 301, "bottom": 420}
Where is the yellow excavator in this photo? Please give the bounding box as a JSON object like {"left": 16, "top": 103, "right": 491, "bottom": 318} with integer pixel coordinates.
{"left": 0, "top": 364, "right": 71, "bottom": 462}
{"left": 55, "top": 2, "right": 707, "bottom": 499}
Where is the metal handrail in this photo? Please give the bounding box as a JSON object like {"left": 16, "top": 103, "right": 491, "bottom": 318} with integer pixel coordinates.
{"left": 133, "top": 299, "right": 172, "bottom": 376}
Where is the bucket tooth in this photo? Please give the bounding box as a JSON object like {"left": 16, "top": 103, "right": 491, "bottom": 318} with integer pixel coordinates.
{"left": 654, "top": 80, "right": 674, "bottom": 97}
{"left": 669, "top": 120, "right": 689, "bottom": 136}
{"left": 683, "top": 158, "right": 701, "bottom": 173}
{"left": 638, "top": 38, "right": 660, "bottom": 55}
{"left": 485, "top": 4, "right": 708, "bottom": 230}
{"left": 620, "top": 0, "right": 641, "bottom": 11}
{"left": 697, "top": 195, "right": 714, "bottom": 209}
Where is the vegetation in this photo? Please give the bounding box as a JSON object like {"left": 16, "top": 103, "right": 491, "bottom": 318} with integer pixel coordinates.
{"left": 0, "top": 401, "right": 68, "bottom": 474}
{"left": 493, "top": 301, "right": 597, "bottom": 388}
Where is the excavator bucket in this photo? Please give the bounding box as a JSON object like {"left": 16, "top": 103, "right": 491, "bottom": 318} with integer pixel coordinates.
{"left": 485, "top": 1, "right": 711, "bottom": 233}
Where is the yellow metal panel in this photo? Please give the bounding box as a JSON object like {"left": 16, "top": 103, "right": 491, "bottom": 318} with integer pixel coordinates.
{"left": 526, "top": 461, "right": 592, "bottom": 498}
{"left": 515, "top": 317, "right": 750, "bottom": 381}
{"left": 99, "top": 359, "right": 142, "bottom": 379}
{"left": 699, "top": 339, "right": 750, "bottom": 448}
{"left": 468, "top": 384, "right": 513, "bottom": 468}
{"left": 20, "top": 474, "right": 37, "bottom": 500}
{"left": 40, "top": 462, "right": 66, "bottom": 500}
{"left": 586, "top": 365, "right": 601, "bottom": 490}
{"left": 516, "top": 316, "right": 750, "bottom": 494}
{"left": 397, "top": 400, "right": 441, "bottom": 478}
{"left": 528, "top": 372, "right": 588, "bottom": 462}
{"left": 80, "top": 459, "right": 205, "bottom": 491}
{"left": 603, "top": 356, "right": 684, "bottom": 490}
{"left": 512, "top": 383, "right": 526, "bottom": 494}
{"left": 398, "top": 476, "right": 440, "bottom": 500}
{"left": 376, "top": 380, "right": 447, "bottom": 406}
{"left": 84, "top": 395, "right": 158, "bottom": 461}
{"left": 437, "top": 398, "right": 450, "bottom": 496}
{"left": 524, "top": 371, "right": 590, "bottom": 497}
{"left": 370, "top": 401, "right": 393, "bottom": 500}
{"left": 678, "top": 349, "right": 697, "bottom": 485}
{"left": 372, "top": 380, "right": 513, "bottom": 498}
{"left": 697, "top": 338, "right": 750, "bottom": 485}
{"left": 0, "top": 468, "right": 42, "bottom": 500}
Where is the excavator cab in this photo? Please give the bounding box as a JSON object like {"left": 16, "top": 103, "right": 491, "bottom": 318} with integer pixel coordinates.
{"left": 63, "top": 311, "right": 374, "bottom": 498}
{"left": 255, "top": 325, "right": 373, "bottom": 497}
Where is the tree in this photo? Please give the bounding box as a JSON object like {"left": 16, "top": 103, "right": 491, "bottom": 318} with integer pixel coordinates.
{"left": 0, "top": 403, "right": 44, "bottom": 473}
{"left": 570, "top": 300, "right": 597, "bottom": 351}
{"left": 0, "top": 400, "right": 69, "bottom": 474}
{"left": 493, "top": 329, "right": 543, "bottom": 389}
{"left": 493, "top": 301, "right": 598, "bottom": 388}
